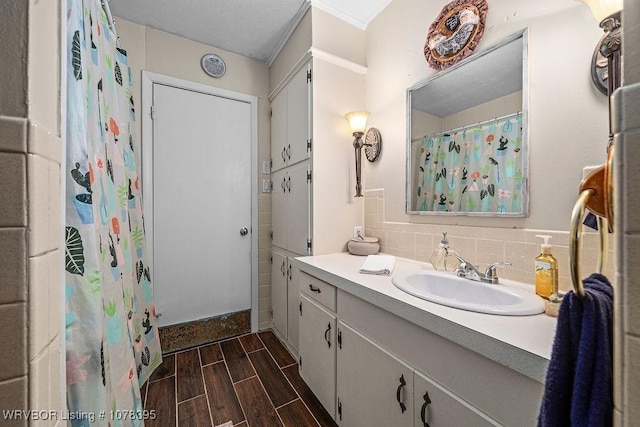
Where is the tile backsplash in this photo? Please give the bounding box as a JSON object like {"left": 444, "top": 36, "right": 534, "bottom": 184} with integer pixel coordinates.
{"left": 364, "top": 189, "right": 614, "bottom": 293}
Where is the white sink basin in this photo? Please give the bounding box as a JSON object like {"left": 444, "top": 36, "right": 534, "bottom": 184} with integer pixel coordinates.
{"left": 391, "top": 270, "right": 545, "bottom": 316}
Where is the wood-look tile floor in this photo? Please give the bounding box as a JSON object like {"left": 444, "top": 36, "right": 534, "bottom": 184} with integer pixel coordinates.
{"left": 141, "top": 330, "right": 337, "bottom": 427}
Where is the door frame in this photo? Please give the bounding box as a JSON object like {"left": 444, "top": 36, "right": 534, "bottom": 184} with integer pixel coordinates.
{"left": 141, "top": 71, "right": 259, "bottom": 331}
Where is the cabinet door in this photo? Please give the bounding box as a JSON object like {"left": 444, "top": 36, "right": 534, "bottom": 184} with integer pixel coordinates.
{"left": 271, "top": 168, "right": 287, "bottom": 250}
{"left": 287, "top": 64, "right": 311, "bottom": 166}
{"left": 299, "top": 294, "right": 336, "bottom": 418}
{"left": 336, "top": 321, "right": 413, "bottom": 427}
{"left": 286, "top": 260, "right": 299, "bottom": 352}
{"left": 287, "top": 161, "right": 311, "bottom": 255}
{"left": 271, "top": 250, "right": 288, "bottom": 338}
{"left": 270, "top": 90, "right": 287, "bottom": 172}
{"left": 414, "top": 370, "right": 498, "bottom": 427}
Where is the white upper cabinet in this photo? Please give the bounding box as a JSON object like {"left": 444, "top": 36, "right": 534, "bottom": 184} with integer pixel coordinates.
{"left": 271, "top": 162, "right": 311, "bottom": 256}
{"left": 270, "top": 63, "right": 311, "bottom": 173}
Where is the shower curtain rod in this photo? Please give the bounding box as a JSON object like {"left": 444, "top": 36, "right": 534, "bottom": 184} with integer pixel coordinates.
{"left": 412, "top": 110, "right": 522, "bottom": 142}
{"left": 100, "top": 0, "right": 121, "bottom": 47}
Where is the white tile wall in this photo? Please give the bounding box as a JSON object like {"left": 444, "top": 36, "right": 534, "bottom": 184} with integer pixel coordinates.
{"left": 364, "top": 189, "right": 614, "bottom": 292}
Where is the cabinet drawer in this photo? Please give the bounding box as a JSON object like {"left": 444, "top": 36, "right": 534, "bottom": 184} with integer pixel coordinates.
{"left": 299, "top": 271, "right": 336, "bottom": 311}
{"left": 414, "top": 370, "right": 498, "bottom": 427}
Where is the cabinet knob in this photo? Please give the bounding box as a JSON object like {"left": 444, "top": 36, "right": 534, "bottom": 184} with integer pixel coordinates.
{"left": 240, "top": 227, "right": 249, "bottom": 236}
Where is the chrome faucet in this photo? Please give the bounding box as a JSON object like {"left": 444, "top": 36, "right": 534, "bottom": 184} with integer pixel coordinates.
{"left": 450, "top": 254, "right": 511, "bottom": 284}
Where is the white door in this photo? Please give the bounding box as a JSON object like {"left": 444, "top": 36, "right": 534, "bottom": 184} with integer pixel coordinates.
{"left": 151, "top": 83, "right": 252, "bottom": 327}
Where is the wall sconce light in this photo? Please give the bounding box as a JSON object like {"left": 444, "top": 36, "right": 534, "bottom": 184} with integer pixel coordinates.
{"left": 345, "top": 111, "right": 370, "bottom": 197}
{"left": 581, "top": 0, "right": 623, "bottom": 98}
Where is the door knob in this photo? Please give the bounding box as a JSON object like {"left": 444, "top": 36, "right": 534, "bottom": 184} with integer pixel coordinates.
{"left": 240, "top": 228, "right": 249, "bottom": 236}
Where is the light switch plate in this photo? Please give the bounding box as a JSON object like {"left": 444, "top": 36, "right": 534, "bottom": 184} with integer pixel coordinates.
{"left": 353, "top": 226, "right": 363, "bottom": 238}
{"left": 262, "top": 160, "right": 271, "bottom": 174}
{"left": 262, "top": 179, "right": 272, "bottom": 193}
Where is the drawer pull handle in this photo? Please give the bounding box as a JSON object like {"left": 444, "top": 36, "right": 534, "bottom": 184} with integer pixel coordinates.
{"left": 286, "top": 143, "right": 291, "bottom": 160}
{"left": 281, "top": 261, "right": 286, "bottom": 275}
{"left": 281, "top": 147, "right": 286, "bottom": 162}
{"left": 309, "top": 284, "right": 321, "bottom": 293}
{"left": 288, "top": 264, "right": 292, "bottom": 281}
{"left": 396, "top": 375, "right": 407, "bottom": 413}
{"left": 324, "top": 323, "right": 331, "bottom": 348}
{"left": 420, "top": 391, "right": 432, "bottom": 427}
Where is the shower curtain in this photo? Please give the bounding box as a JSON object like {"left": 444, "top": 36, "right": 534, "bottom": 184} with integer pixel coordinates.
{"left": 65, "top": 0, "right": 161, "bottom": 424}
{"left": 414, "top": 113, "right": 524, "bottom": 213}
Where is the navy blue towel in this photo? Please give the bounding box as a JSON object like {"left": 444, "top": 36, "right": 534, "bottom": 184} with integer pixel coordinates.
{"left": 538, "top": 273, "right": 613, "bottom": 427}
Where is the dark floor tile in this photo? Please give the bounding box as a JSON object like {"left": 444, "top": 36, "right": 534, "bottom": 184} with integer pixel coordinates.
{"left": 200, "top": 342, "right": 223, "bottom": 365}
{"left": 178, "top": 395, "right": 212, "bottom": 427}
{"left": 203, "top": 362, "right": 245, "bottom": 425}
{"left": 239, "top": 333, "right": 265, "bottom": 353}
{"left": 278, "top": 399, "right": 319, "bottom": 427}
{"left": 282, "top": 366, "right": 337, "bottom": 427}
{"left": 248, "top": 350, "right": 297, "bottom": 408}
{"left": 220, "top": 338, "right": 255, "bottom": 382}
{"left": 235, "top": 377, "right": 282, "bottom": 427}
{"left": 258, "top": 331, "right": 296, "bottom": 368}
{"left": 176, "top": 349, "right": 205, "bottom": 402}
{"left": 149, "top": 353, "right": 175, "bottom": 382}
{"left": 145, "top": 376, "right": 176, "bottom": 427}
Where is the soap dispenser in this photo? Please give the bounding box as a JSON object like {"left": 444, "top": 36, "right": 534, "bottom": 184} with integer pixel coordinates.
{"left": 430, "top": 232, "right": 459, "bottom": 271}
{"left": 535, "top": 235, "right": 558, "bottom": 299}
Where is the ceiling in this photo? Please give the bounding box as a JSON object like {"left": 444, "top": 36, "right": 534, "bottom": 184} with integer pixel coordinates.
{"left": 107, "top": 0, "right": 392, "bottom": 64}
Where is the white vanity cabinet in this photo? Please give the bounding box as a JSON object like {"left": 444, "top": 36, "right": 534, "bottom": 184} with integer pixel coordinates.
{"left": 270, "top": 63, "right": 311, "bottom": 173}
{"left": 298, "top": 293, "right": 336, "bottom": 417}
{"left": 336, "top": 321, "right": 414, "bottom": 427}
{"left": 293, "top": 257, "right": 546, "bottom": 426}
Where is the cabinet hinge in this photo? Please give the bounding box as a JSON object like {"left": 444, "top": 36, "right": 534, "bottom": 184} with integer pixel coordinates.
{"left": 299, "top": 301, "right": 302, "bottom": 316}
{"left": 337, "top": 398, "right": 342, "bottom": 420}
{"left": 337, "top": 329, "right": 342, "bottom": 349}
{"left": 299, "top": 356, "right": 302, "bottom": 368}
{"left": 307, "top": 69, "right": 312, "bottom": 83}
{"left": 270, "top": 108, "right": 273, "bottom": 118}
{"left": 269, "top": 309, "right": 273, "bottom": 319}
{"left": 307, "top": 239, "right": 312, "bottom": 251}
{"left": 270, "top": 255, "right": 273, "bottom": 264}
{"left": 270, "top": 230, "right": 273, "bottom": 240}
{"left": 307, "top": 170, "right": 312, "bottom": 183}
{"left": 150, "top": 105, "right": 155, "bottom": 120}
{"left": 307, "top": 139, "right": 312, "bottom": 152}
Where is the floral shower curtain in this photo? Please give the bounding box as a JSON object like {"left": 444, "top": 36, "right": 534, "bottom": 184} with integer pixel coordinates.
{"left": 65, "top": 0, "right": 161, "bottom": 424}
{"left": 414, "top": 112, "right": 524, "bottom": 214}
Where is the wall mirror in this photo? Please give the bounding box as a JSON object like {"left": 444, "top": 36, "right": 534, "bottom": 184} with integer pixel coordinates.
{"left": 406, "top": 29, "right": 528, "bottom": 216}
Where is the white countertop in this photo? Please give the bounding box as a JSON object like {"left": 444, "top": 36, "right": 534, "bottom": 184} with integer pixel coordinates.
{"left": 294, "top": 252, "right": 557, "bottom": 383}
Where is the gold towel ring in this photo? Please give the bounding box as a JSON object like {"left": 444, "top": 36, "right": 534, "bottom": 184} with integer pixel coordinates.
{"left": 569, "top": 145, "right": 613, "bottom": 298}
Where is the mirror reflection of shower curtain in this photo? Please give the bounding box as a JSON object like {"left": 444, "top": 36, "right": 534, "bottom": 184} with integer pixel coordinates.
{"left": 414, "top": 112, "right": 523, "bottom": 213}
{"left": 65, "top": 0, "right": 161, "bottom": 419}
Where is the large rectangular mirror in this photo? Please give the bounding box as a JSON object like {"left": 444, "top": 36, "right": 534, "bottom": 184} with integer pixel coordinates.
{"left": 406, "top": 29, "right": 528, "bottom": 216}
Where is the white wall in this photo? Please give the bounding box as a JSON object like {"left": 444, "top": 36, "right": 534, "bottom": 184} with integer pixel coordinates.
{"left": 365, "top": 0, "right": 608, "bottom": 231}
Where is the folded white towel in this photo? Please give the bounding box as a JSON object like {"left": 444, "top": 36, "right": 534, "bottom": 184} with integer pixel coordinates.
{"left": 359, "top": 254, "right": 396, "bottom": 275}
